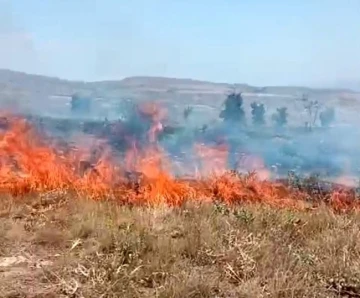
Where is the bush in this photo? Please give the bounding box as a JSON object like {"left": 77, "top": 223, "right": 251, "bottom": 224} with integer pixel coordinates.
{"left": 250, "top": 102, "right": 265, "bottom": 126}
{"left": 272, "top": 107, "right": 288, "bottom": 127}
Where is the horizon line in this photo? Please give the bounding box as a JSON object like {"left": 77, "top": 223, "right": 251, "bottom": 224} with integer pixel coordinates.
{"left": 0, "top": 68, "right": 357, "bottom": 93}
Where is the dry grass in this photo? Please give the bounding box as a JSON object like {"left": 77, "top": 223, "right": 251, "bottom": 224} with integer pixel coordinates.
{"left": 1, "top": 193, "right": 360, "bottom": 297}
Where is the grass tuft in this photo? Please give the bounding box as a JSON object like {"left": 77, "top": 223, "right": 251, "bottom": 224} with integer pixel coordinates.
{"left": 0, "top": 194, "right": 360, "bottom": 297}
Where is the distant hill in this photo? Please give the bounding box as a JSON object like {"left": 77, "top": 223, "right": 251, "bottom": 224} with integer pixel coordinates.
{"left": 328, "top": 80, "right": 360, "bottom": 92}
{"left": 0, "top": 68, "right": 360, "bottom": 126}
{"left": 0, "top": 69, "right": 356, "bottom": 101}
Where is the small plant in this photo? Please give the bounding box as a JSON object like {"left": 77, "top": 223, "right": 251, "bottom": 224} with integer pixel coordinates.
{"left": 183, "top": 106, "right": 193, "bottom": 120}
{"left": 213, "top": 200, "right": 230, "bottom": 215}
{"left": 233, "top": 208, "right": 254, "bottom": 224}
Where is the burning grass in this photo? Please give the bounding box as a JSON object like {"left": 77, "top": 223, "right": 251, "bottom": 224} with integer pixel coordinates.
{"left": 0, "top": 111, "right": 359, "bottom": 212}
{"left": 1, "top": 104, "right": 360, "bottom": 296}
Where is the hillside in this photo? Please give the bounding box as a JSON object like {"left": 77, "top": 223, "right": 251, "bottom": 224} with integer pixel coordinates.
{"left": 0, "top": 68, "right": 356, "bottom": 100}
{"left": 0, "top": 68, "right": 360, "bottom": 126}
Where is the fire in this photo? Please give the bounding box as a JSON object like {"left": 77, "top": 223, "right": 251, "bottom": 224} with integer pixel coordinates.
{"left": 236, "top": 152, "right": 271, "bottom": 181}
{"left": 194, "top": 141, "right": 229, "bottom": 176}
{"left": 138, "top": 102, "right": 166, "bottom": 143}
{"left": 0, "top": 116, "right": 73, "bottom": 194}
{"left": 0, "top": 104, "right": 358, "bottom": 212}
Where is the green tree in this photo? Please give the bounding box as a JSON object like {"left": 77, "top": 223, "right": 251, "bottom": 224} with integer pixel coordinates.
{"left": 250, "top": 102, "right": 265, "bottom": 126}
{"left": 272, "top": 107, "right": 288, "bottom": 127}
{"left": 219, "top": 92, "right": 246, "bottom": 124}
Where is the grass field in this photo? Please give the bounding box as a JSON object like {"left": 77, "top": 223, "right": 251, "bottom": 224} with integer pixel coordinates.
{"left": 1, "top": 193, "right": 360, "bottom": 297}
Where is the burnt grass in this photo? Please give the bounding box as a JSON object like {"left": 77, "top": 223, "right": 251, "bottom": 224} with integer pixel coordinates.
{"left": 1, "top": 184, "right": 360, "bottom": 298}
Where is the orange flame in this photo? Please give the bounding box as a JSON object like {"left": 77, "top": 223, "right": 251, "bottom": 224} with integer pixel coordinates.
{"left": 194, "top": 141, "right": 229, "bottom": 176}
{"left": 0, "top": 106, "right": 357, "bottom": 212}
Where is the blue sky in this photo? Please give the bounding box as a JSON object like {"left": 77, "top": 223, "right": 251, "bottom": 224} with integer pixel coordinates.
{"left": 0, "top": 0, "right": 359, "bottom": 87}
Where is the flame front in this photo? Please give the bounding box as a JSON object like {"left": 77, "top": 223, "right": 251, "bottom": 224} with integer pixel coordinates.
{"left": 0, "top": 105, "right": 357, "bottom": 212}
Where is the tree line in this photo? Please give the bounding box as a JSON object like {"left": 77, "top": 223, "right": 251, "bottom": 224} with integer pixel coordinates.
{"left": 217, "top": 92, "right": 335, "bottom": 129}
{"left": 71, "top": 91, "right": 335, "bottom": 130}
